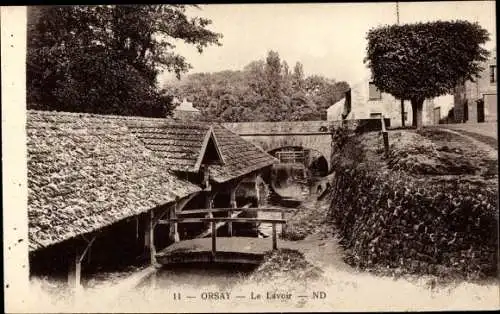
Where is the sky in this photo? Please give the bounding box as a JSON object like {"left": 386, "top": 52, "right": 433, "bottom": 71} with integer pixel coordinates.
{"left": 158, "top": 1, "right": 496, "bottom": 87}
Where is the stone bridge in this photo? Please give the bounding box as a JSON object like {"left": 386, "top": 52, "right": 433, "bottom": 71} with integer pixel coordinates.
{"left": 222, "top": 120, "right": 348, "bottom": 172}
{"left": 223, "top": 119, "right": 386, "bottom": 173}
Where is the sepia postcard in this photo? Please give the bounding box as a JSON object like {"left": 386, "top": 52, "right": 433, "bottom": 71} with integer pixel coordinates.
{"left": 2, "top": 2, "right": 499, "bottom": 312}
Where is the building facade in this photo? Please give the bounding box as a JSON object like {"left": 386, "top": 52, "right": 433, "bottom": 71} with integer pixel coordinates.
{"left": 453, "top": 48, "right": 497, "bottom": 123}
{"left": 327, "top": 76, "right": 438, "bottom": 127}
{"left": 172, "top": 98, "right": 201, "bottom": 121}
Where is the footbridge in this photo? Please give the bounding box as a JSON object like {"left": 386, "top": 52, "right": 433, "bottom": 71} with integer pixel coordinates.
{"left": 155, "top": 206, "right": 292, "bottom": 265}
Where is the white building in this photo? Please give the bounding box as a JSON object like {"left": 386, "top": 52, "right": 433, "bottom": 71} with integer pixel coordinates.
{"left": 172, "top": 98, "right": 201, "bottom": 121}
{"left": 327, "top": 76, "right": 453, "bottom": 127}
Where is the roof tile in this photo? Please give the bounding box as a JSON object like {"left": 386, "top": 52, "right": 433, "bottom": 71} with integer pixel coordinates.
{"left": 27, "top": 110, "right": 201, "bottom": 252}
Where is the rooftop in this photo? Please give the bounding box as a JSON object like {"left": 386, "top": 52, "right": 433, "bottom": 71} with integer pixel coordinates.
{"left": 124, "top": 118, "right": 277, "bottom": 183}
{"left": 27, "top": 110, "right": 201, "bottom": 251}
{"left": 174, "top": 99, "right": 200, "bottom": 112}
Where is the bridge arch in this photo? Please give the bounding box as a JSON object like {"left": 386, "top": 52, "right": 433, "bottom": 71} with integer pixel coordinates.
{"left": 239, "top": 135, "right": 333, "bottom": 173}
{"left": 267, "top": 146, "right": 329, "bottom": 177}
{"left": 221, "top": 121, "right": 343, "bottom": 174}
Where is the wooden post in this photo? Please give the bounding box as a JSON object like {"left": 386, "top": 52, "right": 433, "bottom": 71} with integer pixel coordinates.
{"left": 272, "top": 223, "right": 277, "bottom": 250}
{"left": 281, "top": 209, "right": 287, "bottom": 237}
{"left": 206, "top": 192, "right": 214, "bottom": 218}
{"left": 135, "top": 216, "right": 139, "bottom": 241}
{"left": 149, "top": 210, "right": 156, "bottom": 265}
{"left": 169, "top": 204, "right": 179, "bottom": 243}
{"left": 229, "top": 187, "right": 237, "bottom": 237}
{"left": 202, "top": 165, "right": 210, "bottom": 190}
{"left": 383, "top": 132, "right": 390, "bottom": 158}
{"left": 68, "top": 248, "right": 82, "bottom": 291}
{"left": 67, "top": 236, "right": 96, "bottom": 295}
{"left": 254, "top": 174, "right": 261, "bottom": 234}
{"left": 254, "top": 174, "right": 260, "bottom": 207}
{"left": 211, "top": 221, "right": 217, "bottom": 258}
{"left": 144, "top": 214, "right": 150, "bottom": 249}
{"left": 381, "top": 115, "right": 390, "bottom": 158}
{"left": 145, "top": 210, "right": 156, "bottom": 265}
{"left": 400, "top": 99, "right": 405, "bottom": 127}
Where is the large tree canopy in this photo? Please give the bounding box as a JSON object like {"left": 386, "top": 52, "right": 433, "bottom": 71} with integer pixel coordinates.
{"left": 365, "top": 20, "right": 489, "bottom": 128}
{"left": 27, "top": 5, "right": 222, "bottom": 117}
{"left": 167, "top": 50, "right": 350, "bottom": 122}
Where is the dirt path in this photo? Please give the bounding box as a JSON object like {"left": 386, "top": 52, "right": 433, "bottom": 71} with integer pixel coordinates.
{"left": 438, "top": 127, "right": 498, "bottom": 159}
{"left": 438, "top": 122, "right": 497, "bottom": 140}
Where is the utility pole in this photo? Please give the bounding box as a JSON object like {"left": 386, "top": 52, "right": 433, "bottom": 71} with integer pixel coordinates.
{"left": 396, "top": 1, "right": 400, "bottom": 24}
{"left": 396, "top": 1, "right": 405, "bottom": 127}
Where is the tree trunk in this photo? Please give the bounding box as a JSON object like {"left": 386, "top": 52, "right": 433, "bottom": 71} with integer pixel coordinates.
{"left": 400, "top": 99, "right": 405, "bottom": 127}
{"left": 411, "top": 98, "right": 424, "bottom": 129}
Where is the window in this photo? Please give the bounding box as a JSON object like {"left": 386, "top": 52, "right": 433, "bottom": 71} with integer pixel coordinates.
{"left": 403, "top": 112, "right": 408, "bottom": 121}
{"left": 369, "top": 82, "right": 382, "bottom": 100}
{"left": 490, "top": 65, "right": 497, "bottom": 83}
{"left": 370, "top": 112, "right": 382, "bottom": 118}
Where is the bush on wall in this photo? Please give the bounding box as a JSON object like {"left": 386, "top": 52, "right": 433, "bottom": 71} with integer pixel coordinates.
{"left": 328, "top": 129, "right": 498, "bottom": 279}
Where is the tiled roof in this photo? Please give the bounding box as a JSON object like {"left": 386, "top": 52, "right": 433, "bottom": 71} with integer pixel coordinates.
{"left": 123, "top": 118, "right": 277, "bottom": 183}
{"left": 27, "top": 110, "right": 201, "bottom": 252}
{"left": 124, "top": 119, "right": 212, "bottom": 172}
{"left": 210, "top": 125, "right": 277, "bottom": 182}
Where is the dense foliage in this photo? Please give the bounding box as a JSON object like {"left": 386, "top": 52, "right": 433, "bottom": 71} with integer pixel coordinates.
{"left": 166, "top": 50, "right": 350, "bottom": 122}
{"left": 329, "top": 130, "right": 498, "bottom": 279}
{"left": 27, "top": 5, "right": 222, "bottom": 117}
{"left": 365, "top": 20, "right": 490, "bottom": 129}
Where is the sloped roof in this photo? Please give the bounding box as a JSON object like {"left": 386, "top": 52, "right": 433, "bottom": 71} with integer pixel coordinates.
{"left": 124, "top": 119, "right": 213, "bottom": 172}
{"left": 125, "top": 119, "right": 277, "bottom": 183}
{"left": 27, "top": 110, "right": 201, "bottom": 252}
{"left": 209, "top": 125, "right": 277, "bottom": 182}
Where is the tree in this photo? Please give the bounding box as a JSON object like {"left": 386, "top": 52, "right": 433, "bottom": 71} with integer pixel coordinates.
{"left": 365, "top": 20, "right": 489, "bottom": 129}
{"left": 292, "top": 61, "right": 305, "bottom": 91}
{"left": 27, "top": 5, "right": 222, "bottom": 117}
{"left": 244, "top": 60, "right": 267, "bottom": 97}
{"left": 281, "top": 60, "right": 293, "bottom": 95}
{"left": 165, "top": 51, "right": 349, "bottom": 122}
{"left": 264, "top": 50, "right": 283, "bottom": 100}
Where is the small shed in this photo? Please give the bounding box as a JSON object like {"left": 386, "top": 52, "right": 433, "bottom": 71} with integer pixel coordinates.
{"left": 27, "top": 110, "right": 201, "bottom": 288}
{"left": 122, "top": 117, "right": 278, "bottom": 239}
{"left": 124, "top": 118, "right": 278, "bottom": 207}
{"left": 28, "top": 110, "right": 278, "bottom": 289}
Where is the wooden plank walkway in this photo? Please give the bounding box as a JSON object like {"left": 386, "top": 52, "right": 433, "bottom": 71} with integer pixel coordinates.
{"left": 156, "top": 237, "right": 277, "bottom": 265}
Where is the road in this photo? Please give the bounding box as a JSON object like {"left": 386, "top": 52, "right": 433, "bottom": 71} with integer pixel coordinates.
{"left": 435, "top": 122, "right": 497, "bottom": 149}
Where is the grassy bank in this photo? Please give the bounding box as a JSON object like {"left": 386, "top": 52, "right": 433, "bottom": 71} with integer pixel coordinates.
{"left": 328, "top": 127, "right": 498, "bottom": 279}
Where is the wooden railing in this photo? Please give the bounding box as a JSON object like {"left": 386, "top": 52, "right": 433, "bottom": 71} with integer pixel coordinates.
{"left": 173, "top": 206, "right": 291, "bottom": 239}
{"left": 275, "top": 151, "right": 306, "bottom": 164}
{"left": 159, "top": 217, "right": 287, "bottom": 254}
{"left": 175, "top": 207, "right": 293, "bottom": 216}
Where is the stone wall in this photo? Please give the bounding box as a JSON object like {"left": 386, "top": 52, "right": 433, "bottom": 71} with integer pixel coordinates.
{"left": 222, "top": 120, "right": 368, "bottom": 173}
{"left": 222, "top": 120, "right": 343, "bottom": 134}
